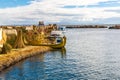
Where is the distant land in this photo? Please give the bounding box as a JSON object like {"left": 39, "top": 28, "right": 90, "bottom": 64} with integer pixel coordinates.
{"left": 61, "top": 24, "right": 120, "bottom": 28}
{"left": 1, "top": 23, "right": 120, "bottom": 29}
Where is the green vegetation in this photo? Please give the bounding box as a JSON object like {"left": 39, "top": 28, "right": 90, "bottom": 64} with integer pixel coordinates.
{"left": 1, "top": 43, "right": 12, "bottom": 54}
{"left": 7, "top": 34, "right": 16, "bottom": 47}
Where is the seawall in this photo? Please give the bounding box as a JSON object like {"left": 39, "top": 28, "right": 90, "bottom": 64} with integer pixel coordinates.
{"left": 0, "top": 46, "right": 51, "bottom": 72}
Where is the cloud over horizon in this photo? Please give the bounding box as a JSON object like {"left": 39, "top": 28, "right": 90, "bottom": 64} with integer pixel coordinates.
{"left": 0, "top": 0, "right": 120, "bottom": 25}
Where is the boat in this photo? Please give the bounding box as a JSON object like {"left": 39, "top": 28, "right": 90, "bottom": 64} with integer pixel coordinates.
{"left": 58, "top": 26, "right": 66, "bottom": 34}
{"left": 32, "top": 36, "right": 66, "bottom": 49}
{"left": 25, "top": 30, "right": 66, "bottom": 49}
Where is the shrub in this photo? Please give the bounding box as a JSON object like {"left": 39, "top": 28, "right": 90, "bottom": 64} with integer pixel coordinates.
{"left": 0, "top": 48, "right": 2, "bottom": 53}
{"left": 1, "top": 43, "right": 12, "bottom": 54}
{"left": 7, "top": 34, "right": 16, "bottom": 47}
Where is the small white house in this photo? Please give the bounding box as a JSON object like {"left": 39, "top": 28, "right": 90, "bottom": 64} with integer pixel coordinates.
{"left": 0, "top": 28, "right": 3, "bottom": 48}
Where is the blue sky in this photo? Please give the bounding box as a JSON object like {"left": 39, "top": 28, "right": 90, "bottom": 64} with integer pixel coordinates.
{"left": 0, "top": 0, "right": 30, "bottom": 8}
{"left": 0, "top": 0, "right": 120, "bottom": 25}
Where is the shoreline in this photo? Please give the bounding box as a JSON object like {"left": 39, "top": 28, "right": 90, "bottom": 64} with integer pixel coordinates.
{"left": 0, "top": 46, "right": 51, "bottom": 72}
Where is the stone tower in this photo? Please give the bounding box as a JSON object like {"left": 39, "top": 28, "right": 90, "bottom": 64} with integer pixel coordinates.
{"left": 38, "top": 21, "right": 44, "bottom": 26}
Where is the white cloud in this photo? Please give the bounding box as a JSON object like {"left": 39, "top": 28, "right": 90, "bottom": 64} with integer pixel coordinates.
{"left": 32, "top": 0, "right": 118, "bottom": 6}
{"left": 0, "top": 0, "right": 120, "bottom": 25}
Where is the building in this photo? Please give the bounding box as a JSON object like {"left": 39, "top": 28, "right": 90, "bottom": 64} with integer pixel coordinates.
{"left": 0, "top": 28, "right": 3, "bottom": 48}
{"left": 38, "top": 21, "right": 44, "bottom": 26}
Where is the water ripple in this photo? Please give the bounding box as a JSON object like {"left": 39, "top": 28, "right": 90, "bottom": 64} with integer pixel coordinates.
{"left": 1, "top": 29, "right": 120, "bottom": 80}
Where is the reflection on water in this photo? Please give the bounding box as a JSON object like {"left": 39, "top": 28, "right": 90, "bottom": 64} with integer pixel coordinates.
{"left": 1, "top": 29, "right": 120, "bottom": 79}
{"left": 0, "top": 48, "right": 66, "bottom": 80}
{"left": 52, "top": 47, "right": 66, "bottom": 58}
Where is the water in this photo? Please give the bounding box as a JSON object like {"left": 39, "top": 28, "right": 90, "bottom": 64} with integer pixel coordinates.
{"left": 1, "top": 28, "right": 120, "bottom": 80}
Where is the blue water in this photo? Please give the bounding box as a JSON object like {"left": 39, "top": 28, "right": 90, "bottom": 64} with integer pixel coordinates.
{"left": 1, "top": 28, "right": 120, "bottom": 80}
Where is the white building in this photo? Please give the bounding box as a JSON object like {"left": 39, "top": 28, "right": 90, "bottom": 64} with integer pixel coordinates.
{"left": 0, "top": 28, "right": 3, "bottom": 48}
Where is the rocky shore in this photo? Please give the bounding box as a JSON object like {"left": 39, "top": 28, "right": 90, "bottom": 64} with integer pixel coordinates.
{"left": 0, "top": 46, "right": 51, "bottom": 71}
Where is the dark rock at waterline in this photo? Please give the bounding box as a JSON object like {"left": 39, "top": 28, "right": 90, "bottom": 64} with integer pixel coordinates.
{"left": 109, "top": 25, "right": 120, "bottom": 29}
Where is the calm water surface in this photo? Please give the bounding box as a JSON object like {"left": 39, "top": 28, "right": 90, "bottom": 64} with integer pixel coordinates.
{"left": 1, "top": 29, "right": 120, "bottom": 80}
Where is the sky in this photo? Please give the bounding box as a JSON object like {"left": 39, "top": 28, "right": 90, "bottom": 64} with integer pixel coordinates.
{"left": 0, "top": 0, "right": 120, "bottom": 25}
